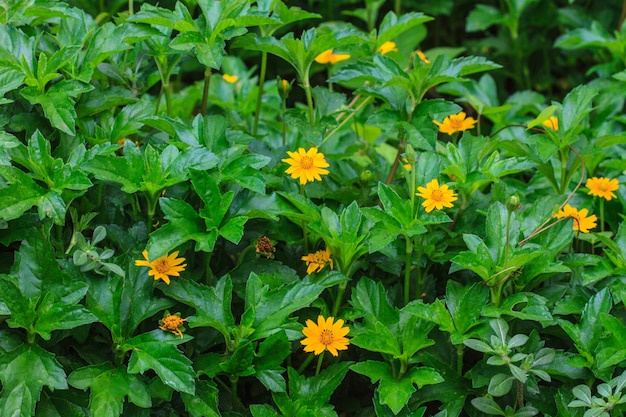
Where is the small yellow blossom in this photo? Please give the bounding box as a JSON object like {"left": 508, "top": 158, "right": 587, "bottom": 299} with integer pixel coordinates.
{"left": 377, "top": 41, "right": 398, "bottom": 55}
{"left": 416, "top": 50, "right": 430, "bottom": 64}
{"left": 542, "top": 116, "right": 558, "bottom": 131}
{"left": 315, "top": 49, "right": 351, "bottom": 65}
{"left": 554, "top": 204, "right": 597, "bottom": 233}
{"left": 159, "top": 312, "right": 187, "bottom": 338}
{"left": 282, "top": 147, "right": 330, "bottom": 185}
{"left": 433, "top": 112, "right": 477, "bottom": 135}
{"left": 416, "top": 179, "right": 458, "bottom": 213}
{"left": 301, "top": 248, "right": 333, "bottom": 274}
{"left": 301, "top": 315, "right": 350, "bottom": 357}
{"left": 223, "top": 74, "right": 238, "bottom": 83}
{"left": 135, "top": 250, "right": 187, "bottom": 285}
{"left": 586, "top": 177, "right": 619, "bottom": 201}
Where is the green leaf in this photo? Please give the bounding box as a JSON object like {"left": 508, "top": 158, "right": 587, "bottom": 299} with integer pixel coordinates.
{"left": 471, "top": 397, "right": 505, "bottom": 415}
{"left": 488, "top": 373, "right": 515, "bottom": 397}
{"left": 466, "top": 5, "right": 504, "bottom": 32}
{"left": 0, "top": 344, "right": 68, "bottom": 417}
{"left": 287, "top": 362, "right": 351, "bottom": 407}
{"left": 161, "top": 276, "right": 235, "bottom": 340}
{"left": 181, "top": 380, "right": 220, "bottom": 417}
{"left": 350, "top": 278, "right": 399, "bottom": 330}
{"left": 446, "top": 280, "right": 488, "bottom": 339}
{"left": 123, "top": 330, "right": 195, "bottom": 395}
{"left": 68, "top": 363, "right": 151, "bottom": 417}
{"left": 351, "top": 321, "right": 402, "bottom": 357}
{"left": 0, "top": 165, "right": 46, "bottom": 222}
{"left": 377, "top": 11, "right": 433, "bottom": 44}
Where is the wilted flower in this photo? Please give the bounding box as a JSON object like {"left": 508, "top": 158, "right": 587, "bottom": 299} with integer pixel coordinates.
{"left": 301, "top": 247, "right": 333, "bottom": 274}
{"left": 159, "top": 311, "right": 187, "bottom": 338}
{"left": 256, "top": 236, "right": 276, "bottom": 259}
{"left": 301, "top": 315, "right": 350, "bottom": 356}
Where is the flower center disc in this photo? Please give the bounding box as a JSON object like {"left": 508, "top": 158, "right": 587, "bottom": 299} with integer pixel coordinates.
{"left": 300, "top": 156, "right": 314, "bottom": 169}
{"left": 431, "top": 190, "right": 444, "bottom": 201}
{"left": 155, "top": 259, "right": 170, "bottom": 273}
{"left": 320, "top": 329, "right": 334, "bottom": 345}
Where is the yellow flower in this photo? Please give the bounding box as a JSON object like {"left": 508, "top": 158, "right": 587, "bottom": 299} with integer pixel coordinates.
{"left": 554, "top": 204, "right": 597, "bottom": 233}
{"left": 416, "top": 179, "right": 458, "bottom": 213}
{"left": 301, "top": 315, "right": 350, "bottom": 356}
{"left": 402, "top": 157, "right": 411, "bottom": 170}
{"left": 159, "top": 311, "right": 187, "bottom": 338}
{"left": 223, "top": 74, "right": 238, "bottom": 83}
{"left": 135, "top": 250, "right": 187, "bottom": 285}
{"left": 315, "top": 49, "right": 351, "bottom": 64}
{"left": 301, "top": 247, "right": 333, "bottom": 274}
{"left": 282, "top": 147, "right": 330, "bottom": 185}
{"left": 586, "top": 177, "right": 619, "bottom": 201}
{"left": 377, "top": 41, "right": 398, "bottom": 55}
{"left": 432, "top": 111, "right": 477, "bottom": 135}
{"left": 542, "top": 116, "right": 558, "bottom": 131}
{"left": 416, "top": 50, "right": 430, "bottom": 64}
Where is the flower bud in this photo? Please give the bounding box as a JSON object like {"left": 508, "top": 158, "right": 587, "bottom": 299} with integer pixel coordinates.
{"left": 507, "top": 194, "right": 520, "bottom": 212}
{"left": 278, "top": 77, "right": 291, "bottom": 100}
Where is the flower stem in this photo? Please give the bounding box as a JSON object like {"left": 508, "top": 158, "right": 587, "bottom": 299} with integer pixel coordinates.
{"left": 303, "top": 77, "right": 315, "bottom": 126}
{"left": 315, "top": 352, "right": 325, "bottom": 376}
{"left": 456, "top": 344, "right": 464, "bottom": 375}
{"left": 299, "top": 184, "right": 309, "bottom": 254}
{"left": 297, "top": 354, "right": 315, "bottom": 373}
{"left": 253, "top": 51, "right": 268, "bottom": 136}
{"left": 321, "top": 96, "right": 374, "bottom": 147}
{"left": 200, "top": 67, "right": 212, "bottom": 116}
{"left": 281, "top": 94, "right": 287, "bottom": 146}
{"left": 403, "top": 235, "right": 412, "bottom": 305}
{"left": 600, "top": 197, "right": 605, "bottom": 233}
{"left": 331, "top": 281, "right": 347, "bottom": 317}
{"left": 128, "top": 0, "right": 133, "bottom": 15}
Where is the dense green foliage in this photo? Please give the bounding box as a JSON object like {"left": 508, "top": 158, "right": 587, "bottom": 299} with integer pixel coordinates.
{"left": 1, "top": 0, "right": 626, "bottom": 416}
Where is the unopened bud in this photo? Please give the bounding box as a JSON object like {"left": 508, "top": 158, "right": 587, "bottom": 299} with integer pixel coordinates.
{"left": 507, "top": 195, "right": 520, "bottom": 212}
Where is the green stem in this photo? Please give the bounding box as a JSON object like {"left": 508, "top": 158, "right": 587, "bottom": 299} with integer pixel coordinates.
{"left": 281, "top": 96, "right": 287, "bottom": 146}
{"left": 394, "top": 0, "right": 401, "bottom": 14}
{"left": 128, "top": 0, "right": 134, "bottom": 15}
{"left": 600, "top": 197, "right": 605, "bottom": 233}
{"left": 230, "top": 377, "right": 239, "bottom": 411}
{"left": 200, "top": 67, "right": 212, "bottom": 116}
{"left": 332, "top": 281, "right": 348, "bottom": 317}
{"left": 504, "top": 209, "right": 512, "bottom": 266}
{"left": 456, "top": 344, "right": 464, "bottom": 375}
{"left": 297, "top": 354, "right": 315, "bottom": 373}
{"left": 303, "top": 77, "right": 315, "bottom": 126}
{"left": 415, "top": 244, "right": 424, "bottom": 298}
{"left": 559, "top": 148, "right": 569, "bottom": 194}
{"left": 253, "top": 51, "right": 268, "bottom": 136}
{"left": 315, "top": 352, "right": 325, "bottom": 376}
{"left": 403, "top": 235, "right": 412, "bottom": 305}
{"left": 299, "top": 184, "right": 309, "bottom": 254}
{"left": 320, "top": 96, "right": 374, "bottom": 147}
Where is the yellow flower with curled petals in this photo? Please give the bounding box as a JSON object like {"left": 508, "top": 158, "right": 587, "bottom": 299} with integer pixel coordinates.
{"left": 301, "top": 248, "right": 333, "bottom": 274}
{"left": 433, "top": 112, "right": 477, "bottom": 135}
{"left": 586, "top": 177, "right": 619, "bottom": 201}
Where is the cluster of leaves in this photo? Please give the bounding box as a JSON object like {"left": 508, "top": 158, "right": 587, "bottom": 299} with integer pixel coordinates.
{"left": 1, "top": 0, "right": 626, "bottom": 416}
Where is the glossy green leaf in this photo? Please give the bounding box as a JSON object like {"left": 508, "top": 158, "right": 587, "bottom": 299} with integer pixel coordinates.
{"left": 123, "top": 330, "right": 195, "bottom": 395}
{"left": 0, "top": 344, "right": 67, "bottom": 417}
{"left": 181, "top": 380, "right": 220, "bottom": 417}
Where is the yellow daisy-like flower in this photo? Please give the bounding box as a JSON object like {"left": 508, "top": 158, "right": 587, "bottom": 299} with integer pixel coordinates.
{"left": 314, "top": 49, "right": 351, "bottom": 64}
{"left": 282, "top": 147, "right": 330, "bottom": 185}
{"left": 301, "top": 247, "right": 333, "bottom": 274}
{"left": 301, "top": 315, "right": 350, "bottom": 357}
{"left": 416, "top": 50, "right": 430, "bottom": 64}
{"left": 159, "top": 311, "right": 187, "bottom": 338}
{"left": 416, "top": 179, "right": 458, "bottom": 213}
{"left": 586, "top": 177, "right": 619, "bottom": 201}
{"left": 554, "top": 204, "right": 597, "bottom": 233}
{"left": 223, "top": 74, "right": 238, "bottom": 83}
{"left": 542, "top": 116, "right": 558, "bottom": 131}
{"left": 432, "top": 111, "right": 477, "bottom": 135}
{"left": 377, "top": 41, "right": 398, "bottom": 55}
{"left": 135, "top": 250, "right": 187, "bottom": 285}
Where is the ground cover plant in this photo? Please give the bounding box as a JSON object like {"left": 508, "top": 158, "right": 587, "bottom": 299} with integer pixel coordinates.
{"left": 1, "top": 0, "right": 626, "bottom": 416}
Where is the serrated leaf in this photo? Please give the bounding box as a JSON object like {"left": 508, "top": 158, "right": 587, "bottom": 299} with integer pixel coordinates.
{"left": 181, "top": 380, "right": 220, "bottom": 417}
{"left": 0, "top": 344, "right": 68, "bottom": 417}
{"left": 124, "top": 330, "right": 195, "bottom": 394}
